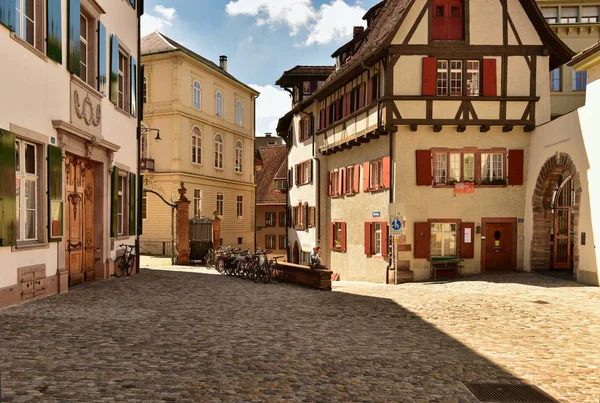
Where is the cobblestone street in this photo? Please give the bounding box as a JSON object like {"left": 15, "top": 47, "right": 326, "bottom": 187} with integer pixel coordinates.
{"left": 1, "top": 266, "right": 599, "bottom": 402}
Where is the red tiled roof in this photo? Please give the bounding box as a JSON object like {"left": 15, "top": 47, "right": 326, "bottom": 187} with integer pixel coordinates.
{"left": 256, "top": 146, "right": 287, "bottom": 205}
{"left": 568, "top": 41, "right": 600, "bottom": 67}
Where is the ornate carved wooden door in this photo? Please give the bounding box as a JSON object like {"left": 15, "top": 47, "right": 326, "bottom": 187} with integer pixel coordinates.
{"left": 65, "top": 157, "right": 95, "bottom": 285}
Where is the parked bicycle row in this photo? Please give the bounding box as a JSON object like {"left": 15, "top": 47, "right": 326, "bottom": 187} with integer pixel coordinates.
{"left": 204, "top": 247, "right": 285, "bottom": 284}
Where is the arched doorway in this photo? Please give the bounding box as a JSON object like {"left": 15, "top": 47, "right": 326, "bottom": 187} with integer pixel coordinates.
{"left": 292, "top": 241, "right": 300, "bottom": 264}
{"left": 531, "top": 153, "right": 582, "bottom": 276}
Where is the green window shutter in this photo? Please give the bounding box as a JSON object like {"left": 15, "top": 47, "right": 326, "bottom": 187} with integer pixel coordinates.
{"left": 97, "top": 21, "right": 107, "bottom": 94}
{"left": 129, "top": 173, "right": 136, "bottom": 236}
{"left": 110, "top": 35, "right": 119, "bottom": 105}
{"left": 0, "top": 129, "right": 17, "bottom": 247}
{"left": 67, "top": 0, "right": 81, "bottom": 75}
{"left": 111, "top": 166, "right": 119, "bottom": 238}
{"left": 0, "top": 0, "right": 16, "bottom": 31}
{"left": 139, "top": 174, "right": 144, "bottom": 235}
{"left": 130, "top": 56, "right": 137, "bottom": 117}
{"left": 48, "top": 145, "right": 64, "bottom": 241}
{"left": 46, "top": 0, "right": 62, "bottom": 63}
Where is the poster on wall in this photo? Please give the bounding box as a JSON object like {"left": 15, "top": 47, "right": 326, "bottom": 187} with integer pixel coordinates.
{"left": 454, "top": 182, "right": 475, "bottom": 194}
{"left": 464, "top": 227, "right": 472, "bottom": 244}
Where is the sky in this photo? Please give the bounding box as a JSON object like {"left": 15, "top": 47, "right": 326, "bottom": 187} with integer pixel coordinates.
{"left": 141, "top": 0, "right": 380, "bottom": 137}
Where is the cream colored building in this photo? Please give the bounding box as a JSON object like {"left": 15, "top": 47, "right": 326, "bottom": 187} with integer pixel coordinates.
{"left": 140, "top": 33, "right": 259, "bottom": 253}
{"left": 0, "top": 0, "right": 142, "bottom": 308}
{"left": 536, "top": 0, "right": 600, "bottom": 117}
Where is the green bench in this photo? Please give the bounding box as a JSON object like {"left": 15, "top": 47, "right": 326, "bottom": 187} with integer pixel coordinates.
{"left": 430, "top": 256, "right": 464, "bottom": 281}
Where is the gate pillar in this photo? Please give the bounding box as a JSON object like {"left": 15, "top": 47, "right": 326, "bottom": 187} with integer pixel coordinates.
{"left": 175, "top": 183, "right": 191, "bottom": 265}
{"left": 212, "top": 210, "right": 222, "bottom": 249}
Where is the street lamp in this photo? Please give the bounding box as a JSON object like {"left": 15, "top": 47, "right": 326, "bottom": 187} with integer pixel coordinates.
{"left": 140, "top": 127, "right": 161, "bottom": 143}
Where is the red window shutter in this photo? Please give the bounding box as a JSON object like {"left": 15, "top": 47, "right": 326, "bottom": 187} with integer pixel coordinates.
{"left": 359, "top": 82, "right": 366, "bottom": 108}
{"left": 461, "top": 222, "right": 475, "bottom": 259}
{"left": 382, "top": 157, "right": 391, "bottom": 189}
{"left": 328, "top": 171, "right": 332, "bottom": 196}
{"left": 422, "top": 57, "right": 437, "bottom": 96}
{"left": 330, "top": 222, "right": 335, "bottom": 250}
{"left": 414, "top": 222, "right": 430, "bottom": 259}
{"left": 382, "top": 224, "right": 389, "bottom": 257}
{"left": 340, "top": 167, "right": 346, "bottom": 195}
{"left": 325, "top": 106, "right": 330, "bottom": 127}
{"left": 415, "top": 150, "right": 432, "bottom": 186}
{"left": 345, "top": 93, "right": 351, "bottom": 116}
{"left": 336, "top": 98, "right": 342, "bottom": 121}
{"left": 341, "top": 222, "right": 347, "bottom": 252}
{"left": 483, "top": 58, "right": 497, "bottom": 97}
{"left": 508, "top": 150, "right": 524, "bottom": 186}
{"left": 363, "top": 162, "right": 370, "bottom": 191}
{"left": 367, "top": 77, "right": 374, "bottom": 103}
{"left": 353, "top": 164, "right": 360, "bottom": 193}
{"left": 364, "top": 222, "right": 372, "bottom": 255}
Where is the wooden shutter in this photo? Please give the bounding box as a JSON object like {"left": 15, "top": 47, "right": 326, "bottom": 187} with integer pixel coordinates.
{"left": 97, "top": 21, "right": 107, "bottom": 93}
{"left": 344, "top": 93, "right": 351, "bottom": 116}
{"left": 130, "top": 57, "right": 137, "bottom": 117}
{"left": 382, "top": 157, "right": 391, "bottom": 189}
{"left": 328, "top": 171, "right": 332, "bottom": 196}
{"left": 0, "top": 129, "right": 17, "bottom": 246}
{"left": 422, "top": 57, "right": 437, "bottom": 96}
{"left": 364, "top": 222, "right": 372, "bottom": 255}
{"left": 67, "top": 0, "right": 81, "bottom": 75}
{"left": 304, "top": 203, "right": 309, "bottom": 232}
{"left": 508, "top": 150, "right": 524, "bottom": 186}
{"left": 382, "top": 224, "right": 389, "bottom": 257}
{"left": 0, "top": 0, "right": 16, "bottom": 30}
{"left": 341, "top": 222, "right": 347, "bottom": 252}
{"left": 325, "top": 105, "right": 330, "bottom": 127}
{"left": 110, "top": 35, "right": 119, "bottom": 105}
{"left": 309, "top": 206, "right": 316, "bottom": 228}
{"left": 363, "top": 162, "right": 370, "bottom": 191}
{"left": 294, "top": 164, "right": 299, "bottom": 185}
{"left": 415, "top": 150, "right": 432, "bottom": 186}
{"left": 47, "top": 0, "right": 62, "bottom": 63}
{"left": 319, "top": 109, "right": 325, "bottom": 130}
{"left": 483, "top": 58, "right": 498, "bottom": 97}
{"left": 139, "top": 174, "right": 144, "bottom": 235}
{"left": 309, "top": 114, "right": 315, "bottom": 136}
{"left": 329, "top": 222, "right": 335, "bottom": 250}
{"left": 336, "top": 98, "right": 342, "bottom": 121}
{"left": 308, "top": 160, "right": 313, "bottom": 183}
{"left": 288, "top": 168, "right": 293, "bottom": 189}
{"left": 367, "top": 77, "right": 374, "bottom": 103}
{"left": 129, "top": 173, "right": 136, "bottom": 236}
{"left": 359, "top": 82, "right": 366, "bottom": 108}
{"left": 414, "top": 222, "right": 430, "bottom": 259}
{"left": 340, "top": 167, "right": 346, "bottom": 195}
{"left": 353, "top": 164, "right": 360, "bottom": 193}
{"left": 110, "top": 166, "right": 119, "bottom": 238}
{"left": 48, "top": 144, "right": 64, "bottom": 241}
{"left": 461, "top": 222, "right": 475, "bottom": 259}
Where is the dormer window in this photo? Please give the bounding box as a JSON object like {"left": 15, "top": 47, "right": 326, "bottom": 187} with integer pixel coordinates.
{"left": 432, "top": 0, "right": 464, "bottom": 40}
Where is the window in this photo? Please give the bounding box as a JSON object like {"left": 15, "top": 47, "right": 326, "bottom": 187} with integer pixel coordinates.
{"left": 279, "top": 235, "right": 286, "bottom": 250}
{"left": 143, "top": 77, "right": 147, "bottom": 104}
{"left": 437, "top": 60, "right": 449, "bottom": 96}
{"left": 328, "top": 103, "right": 336, "bottom": 125}
{"left": 481, "top": 153, "right": 504, "bottom": 182}
{"left": 551, "top": 68, "right": 561, "bottom": 92}
{"left": 238, "top": 237, "right": 243, "bottom": 245}
{"left": 293, "top": 203, "right": 306, "bottom": 230}
{"left": 582, "top": 6, "right": 599, "bottom": 23}
{"left": 118, "top": 52, "right": 127, "bottom": 110}
{"left": 15, "top": 0, "right": 35, "bottom": 46}
{"left": 434, "top": 153, "right": 447, "bottom": 184}
{"left": 142, "top": 192, "right": 147, "bottom": 219}
{"left": 370, "top": 74, "right": 380, "bottom": 101}
{"left": 437, "top": 59, "right": 480, "bottom": 96}
{"left": 350, "top": 86, "right": 360, "bottom": 113}
{"left": 275, "top": 180, "right": 287, "bottom": 190}
{"left": 191, "top": 127, "right": 202, "bottom": 165}
{"left": 266, "top": 235, "right": 276, "bottom": 250}
{"left": 369, "top": 159, "right": 384, "bottom": 189}
{"left": 449, "top": 60, "right": 462, "bottom": 96}
{"left": 303, "top": 81, "right": 311, "bottom": 94}
{"left": 573, "top": 71, "right": 587, "bottom": 91}
{"left": 463, "top": 153, "right": 475, "bottom": 181}
{"left": 373, "top": 223, "right": 382, "bottom": 256}
{"left": 345, "top": 166, "right": 355, "bottom": 194}
{"left": 432, "top": 0, "right": 464, "bottom": 40}
{"left": 299, "top": 116, "right": 311, "bottom": 141}
{"left": 235, "top": 140, "right": 243, "bottom": 173}
{"left": 560, "top": 7, "right": 578, "bottom": 24}
{"left": 193, "top": 81, "right": 201, "bottom": 110}
{"left": 266, "top": 212, "right": 276, "bottom": 227}
{"left": 118, "top": 176, "right": 125, "bottom": 236}
{"left": 15, "top": 140, "right": 38, "bottom": 241}
{"left": 279, "top": 212, "right": 286, "bottom": 227}
{"left": 333, "top": 222, "right": 343, "bottom": 250}
{"left": 236, "top": 195, "right": 243, "bottom": 219}
{"left": 331, "top": 170, "right": 340, "bottom": 197}
{"left": 430, "top": 223, "right": 457, "bottom": 257}
{"left": 216, "top": 193, "right": 223, "bottom": 216}
{"left": 542, "top": 7, "right": 558, "bottom": 24}
{"left": 216, "top": 91, "right": 223, "bottom": 117}
{"left": 466, "top": 60, "right": 480, "bottom": 96}
{"left": 79, "top": 13, "right": 88, "bottom": 83}
{"left": 295, "top": 160, "right": 312, "bottom": 185}
{"left": 236, "top": 101, "right": 243, "bottom": 125}
{"left": 294, "top": 87, "right": 300, "bottom": 103}
{"left": 193, "top": 189, "right": 202, "bottom": 218}
{"left": 448, "top": 153, "right": 461, "bottom": 182}
{"left": 214, "top": 134, "right": 224, "bottom": 169}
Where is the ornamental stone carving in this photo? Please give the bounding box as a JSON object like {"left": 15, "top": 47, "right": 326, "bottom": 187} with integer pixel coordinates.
{"left": 71, "top": 77, "right": 102, "bottom": 137}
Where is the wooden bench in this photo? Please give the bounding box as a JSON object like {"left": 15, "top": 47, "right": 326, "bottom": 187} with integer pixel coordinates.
{"left": 430, "top": 256, "right": 464, "bottom": 281}
{"left": 275, "top": 262, "right": 332, "bottom": 291}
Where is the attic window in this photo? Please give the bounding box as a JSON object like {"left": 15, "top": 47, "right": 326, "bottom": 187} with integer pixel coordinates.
{"left": 432, "top": 0, "right": 464, "bottom": 41}
{"left": 275, "top": 180, "right": 287, "bottom": 190}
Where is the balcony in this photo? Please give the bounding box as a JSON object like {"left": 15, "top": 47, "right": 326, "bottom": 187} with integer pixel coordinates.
{"left": 140, "top": 158, "right": 155, "bottom": 172}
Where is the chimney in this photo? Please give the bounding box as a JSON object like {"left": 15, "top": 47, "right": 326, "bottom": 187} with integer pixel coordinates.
{"left": 353, "top": 26, "right": 364, "bottom": 38}
{"left": 265, "top": 132, "right": 272, "bottom": 138}
{"left": 219, "top": 55, "right": 228, "bottom": 72}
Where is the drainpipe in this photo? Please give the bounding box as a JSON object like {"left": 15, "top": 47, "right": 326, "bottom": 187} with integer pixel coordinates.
{"left": 253, "top": 95, "right": 258, "bottom": 251}
{"left": 135, "top": 3, "right": 143, "bottom": 274}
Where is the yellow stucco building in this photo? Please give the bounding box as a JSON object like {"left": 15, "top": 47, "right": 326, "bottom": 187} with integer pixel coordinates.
{"left": 140, "top": 33, "right": 259, "bottom": 254}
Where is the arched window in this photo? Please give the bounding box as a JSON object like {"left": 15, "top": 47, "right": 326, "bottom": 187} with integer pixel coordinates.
{"left": 193, "top": 81, "right": 201, "bottom": 110}
{"left": 235, "top": 140, "right": 243, "bottom": 173}
{"left": 141, "top": 124, "right": 148, "bottom": 159}
{"left": 191, "top": 126, "right": 202, "bottom": 165}
{"left": 214, "top": 134, "right": 224, "bottom": 169}
{"left": 143, "top": 77, "right": 148, "bottom": 104}
{"left": 236, "top": 101, "right": 243, "bottom": 125}
{"left": 216, "top": 91, "right": 223, "bottom": 117}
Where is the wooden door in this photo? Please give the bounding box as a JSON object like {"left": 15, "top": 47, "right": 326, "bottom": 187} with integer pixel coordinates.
{"left": 485, "top": 223, "right": 513, "bottom": 271}
{"left": 553, "top": 207, "right": 571, "bottom": 269}
{"left": 84, "top": 163, "right": 95, "bottom": 281}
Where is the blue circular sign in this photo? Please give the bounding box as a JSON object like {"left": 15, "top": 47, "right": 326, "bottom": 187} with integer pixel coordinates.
{"left": 391, "top": 219, "right": 402, "bottom": 231}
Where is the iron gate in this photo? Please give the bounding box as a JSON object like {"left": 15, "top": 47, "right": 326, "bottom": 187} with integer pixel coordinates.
{"left": 189, "top": 217, "right": 213, "bottom": 265}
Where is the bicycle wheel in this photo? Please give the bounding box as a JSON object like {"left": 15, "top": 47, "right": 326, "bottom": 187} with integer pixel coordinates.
{"left": 125, "top": 257, "right": 135, "bottom": 276}
{"left": 114, "top": 256, "right": 126, "bottom": 278}
{"left": 271, "top": 262, "right": 285, "bottom": 283}
{"left": 216, "top": 258, "right": 225, "bottom": 274}
{"left": 259, "top": 262, "right": 271, "bottom": 284}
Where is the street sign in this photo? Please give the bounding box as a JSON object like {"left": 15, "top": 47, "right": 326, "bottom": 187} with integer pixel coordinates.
{"left": 391, "top": 217, "right": 403, "bottom": 232}
{"left": 372, "top": 212, "right": 381, "bottom": 218}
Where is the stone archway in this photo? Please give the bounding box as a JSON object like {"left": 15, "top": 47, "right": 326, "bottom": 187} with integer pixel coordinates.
{"left": 530, "top": 152, "right": 582, "bottom": 275}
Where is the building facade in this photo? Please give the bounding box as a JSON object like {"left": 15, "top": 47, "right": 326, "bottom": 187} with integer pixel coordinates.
{"left": 278, "top": 0, "right": 579, "bottom": 284}
{"left": 140, "top": 33, "right": 259, "bottom": 253}
{"left": 0, "top": 0, "right": 143, "bottom": 308}
{"left": 536, "top": 0, "right": 600, "bottom": 117}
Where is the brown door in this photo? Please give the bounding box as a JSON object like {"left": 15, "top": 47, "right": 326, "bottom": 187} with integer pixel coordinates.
{"left": 293, "top": 242, "right": 300, "bottom": 264}
{"left": 65, "top": 157, "right": 95, "bottom": 286}
{"left": 485, "top": 223, "right": 513, "bottom": 271}
{"left": 553, "top": 207, "right": 571, "bottom": 269}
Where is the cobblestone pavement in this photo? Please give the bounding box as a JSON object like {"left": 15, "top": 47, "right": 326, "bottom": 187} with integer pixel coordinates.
{"left": 1, "top": 267, "right": 599, "bottom": 402}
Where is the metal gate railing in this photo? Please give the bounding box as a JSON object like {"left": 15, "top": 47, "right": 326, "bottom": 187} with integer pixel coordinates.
{"left": 189, "top": 217, "right": 213, "bottom": 265}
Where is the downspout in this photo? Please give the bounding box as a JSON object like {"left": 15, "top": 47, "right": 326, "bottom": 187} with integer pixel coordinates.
{"left": 135, "top": 2, "right": 143, "bottom": 274}
{"left": 253, "top": 95, "right": 258, "bottom": 251}
{"left": 313, "top": 131, "right": 321, "bottom": 244}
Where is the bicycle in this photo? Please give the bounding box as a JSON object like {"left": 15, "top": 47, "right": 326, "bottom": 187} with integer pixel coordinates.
{"left": 205, "top": 248, "right": 216, "bottom": 269}
{"left": 270, "top": 255, "right": 286, "bottom": 283}
{"left": 114, "top": 244, "right": 136, "bottom": 278}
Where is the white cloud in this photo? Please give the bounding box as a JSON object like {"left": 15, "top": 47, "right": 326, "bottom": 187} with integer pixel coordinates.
{"left": 226, "top": 0, "right": 315, "bottom": 36}
{"left": 250, "top": 84, "right": 292, "bottom": 136}
{"left": 306, "top": 0, "right": 366, "bottom": 46}
{"left": 141, "top": 5, "right": 177, "bottom": 36}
